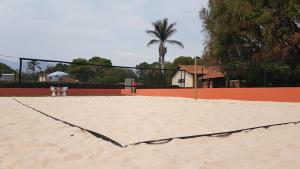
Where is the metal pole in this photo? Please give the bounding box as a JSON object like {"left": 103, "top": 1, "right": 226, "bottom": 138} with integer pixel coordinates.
{"left": 183, "top": 71, "right": 186, "bottom": 88}
{"left": 263, "top": 63, "right": 266, "bottom": 87}
{"left": 194, "top": 58, "right": 197, "bottom": 100}
{"left": 180, "top": 69, "right": 183, "bottom": 87}
{"left": 18, "top": 58, "right": 22, "bottom": 84}
{"left": 202, "top": 67, "right": 204, "bottom": 87}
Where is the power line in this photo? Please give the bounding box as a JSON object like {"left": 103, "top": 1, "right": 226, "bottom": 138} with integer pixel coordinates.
{"left": 0, "top": 54, "right": 176, "bottom": 71}
{"left": 0, "top": 54, "right": 20, "bottom": 59}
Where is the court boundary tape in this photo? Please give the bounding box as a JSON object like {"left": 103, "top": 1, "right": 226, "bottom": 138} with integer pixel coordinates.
{"left": 12, "top": 98, "right": 300, "bottom": 148}
{"left": 125, "top": 120, "right": 300, "bottom": 147}
{"left": 12, "top": 98, "right": 124, "bottom": 148}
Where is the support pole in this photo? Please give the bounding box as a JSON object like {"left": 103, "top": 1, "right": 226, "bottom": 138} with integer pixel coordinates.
{"left": 18, "top": 58, "right": 22, "bottom": 84}
{"left": 202, "top": 67, "right": 204, "bottom": 87}
{"left": 194, "top": 58, "right": 197, "bottom": 100}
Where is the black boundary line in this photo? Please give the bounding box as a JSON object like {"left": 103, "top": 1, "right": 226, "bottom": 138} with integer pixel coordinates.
{"left": 12, "top": 98, "right": 300, "bottom": 148}
{"left": 124, "top": 120, "right": 300, "bottom": 147}
{"left": 12, "top": 98, "right": 124, "bottom": 148}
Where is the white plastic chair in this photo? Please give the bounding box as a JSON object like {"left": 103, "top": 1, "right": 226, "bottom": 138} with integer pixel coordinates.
{"left": 56, "top": 87, "right": 61, "bottom": 96}
{"left": 61, "top": 87, "right": 68, "bottom": 96}
{"left": 50, "top": 86, "right": 56, "bottom": 96}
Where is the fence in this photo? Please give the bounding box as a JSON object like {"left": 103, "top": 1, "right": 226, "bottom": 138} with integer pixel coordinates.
{"left": 0, "top": 56, "right": 300, "bottom": 88}
{"left": 226, "top": 61, "right": 300, "bottom": 87}
{"left": 15, "top": 57, "right": 178, "bottom": 88}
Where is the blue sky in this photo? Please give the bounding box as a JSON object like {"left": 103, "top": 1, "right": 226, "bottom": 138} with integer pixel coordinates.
{"left": 0, "top": 0, "right": 208, "bottom": 66}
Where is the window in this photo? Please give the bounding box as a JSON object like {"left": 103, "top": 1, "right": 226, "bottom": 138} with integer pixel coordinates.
{"left": 178, "top": 79, "right": 185, "bottom": 83}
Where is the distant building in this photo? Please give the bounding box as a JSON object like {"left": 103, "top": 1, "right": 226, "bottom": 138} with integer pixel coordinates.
{"left": 172, "top": 65, "right": 225, "bottom": 88}
{"left": 0, "top": 73, "right": 15, "bottom": 81}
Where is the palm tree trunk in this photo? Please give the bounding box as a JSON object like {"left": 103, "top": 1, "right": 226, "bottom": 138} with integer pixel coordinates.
{"left": 158, "top": 55, "right": 162, "bottom": 65}
{"left": 161, "top": 55, "right": 165, "bottom": 70}
{"left": 159, "top": 43, "right": 167, "bottom": 74}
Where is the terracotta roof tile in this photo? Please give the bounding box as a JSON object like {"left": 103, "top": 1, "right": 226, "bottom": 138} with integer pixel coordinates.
{"left": 178, "top": 65, "right": 224, "bottom": 79}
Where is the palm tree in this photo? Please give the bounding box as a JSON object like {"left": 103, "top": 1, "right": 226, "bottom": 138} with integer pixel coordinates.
{"left": 146, "top": 18, "right": 184, "bottom": 71}
{"left": 27, "top": 60, "right": 42, "bottom": 76}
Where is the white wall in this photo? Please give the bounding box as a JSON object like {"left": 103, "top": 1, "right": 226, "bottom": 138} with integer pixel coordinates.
{"left": 0, "top": 74, "right": 15, "bottom": 81}
{"left": 185, "top": 73, "right": 194, "bottom": 87}
{"left": 172, "top": 71, "right": 194, "bottom": 87}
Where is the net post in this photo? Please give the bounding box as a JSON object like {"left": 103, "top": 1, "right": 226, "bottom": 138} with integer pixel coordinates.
{"left": 18, "top": 58, "right": 22, "bottom": 84}
{"left": 194, "top": 58, "right": 197, "bottom": 100}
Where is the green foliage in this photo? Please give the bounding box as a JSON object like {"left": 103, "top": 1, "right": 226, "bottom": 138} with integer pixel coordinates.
{"left": 265, "top": 62, "right": 292, "bottom": 82}
{"left": 88, "top": 56, "right": 112, "bottom": 66}
{"left": 200, "top": 0, "right": 300, "bottom": 86}
{"left": 88, "top": 56, "right": 113, "bottom": 83}
{"left": 172, "top": 56, "right": 194, "bottom": 68}
{"left": 68, "top": 57, "right": 136, "bottom": 84}
{"left": 69, "top": 58, "right": 91, "bottom": 82}
{"left": 136, "top": 62, "right": 167, "bottom": 85}
{"left": 45, "top": 63, "right": 69, "bottom": 73}
{"left": 0, "top": 63, "right": 15, "bottom": 74}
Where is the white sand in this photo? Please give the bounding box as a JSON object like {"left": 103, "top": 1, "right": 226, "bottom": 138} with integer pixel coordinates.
{"left": 15, "top": 96, "right": 300, "bottom": 145}
{"left": 1, "top": 96, "right": 300, "bottom": 169}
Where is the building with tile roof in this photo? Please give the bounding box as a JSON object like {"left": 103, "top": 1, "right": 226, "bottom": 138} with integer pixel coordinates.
{"left": 172, "top": 65, "right": 226, "bottom": 88}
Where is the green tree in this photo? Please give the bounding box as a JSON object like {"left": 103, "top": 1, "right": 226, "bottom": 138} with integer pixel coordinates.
{"left": 136, "top": 62, "right": 167, "bottom": 85}
{"left": 45, "top": 63, "right": 69, "bottom": 73}
{"left": 88, "top": 56, "right": 112, "bottom": 66}
{"left": 200, "top": 45, "right": 219, "bottom": 66}
{"left": 0, "top": 63, "right": 15, "bottom": 74}
{"left": 88, "top": 56, "right": 113, "bottom": 83}
{"left": 99, "top": 68, "right": 137, "bottom": 84}
{"left": 68, "top": 56, "right": 134, "bottom": 84}
{"left": 69, "top": 58, "right": 90, "bottom": 82}
{"left": 146, "top": 18, "right": 184, "bottom": 71}
{"left": 200, "top": 0, "right": 300, "bottom": 86}
{"left": 27, "top": 60, "right": 41, "bottom": 75}
{"left": 172, "top": 56, "right": 194, "bottom": 68}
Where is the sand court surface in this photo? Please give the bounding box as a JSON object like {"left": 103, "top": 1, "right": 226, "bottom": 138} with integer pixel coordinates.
{"left": 1, "top": 96, "right": 300, "bottom": 169}
{"left": 14, "top": 96, "right": 300, "bottom": 146}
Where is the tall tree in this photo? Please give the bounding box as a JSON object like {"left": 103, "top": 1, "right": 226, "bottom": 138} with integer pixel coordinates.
{"left": 27, "top": 60, "right": 41, "bottom": 75}
{"left": 200, "top": 0, "right": 300, "bottom": 86}
{"left": 146, "top": 18, "right": 184, "bottom": 71}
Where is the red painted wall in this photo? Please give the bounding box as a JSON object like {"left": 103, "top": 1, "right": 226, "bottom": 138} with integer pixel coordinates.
{"left": 0, "top": 88, "right": 124, "bottom": 96}
{"left": 67, "top": 89, "right": 122, "bottom": 95}
{"left": 135, "top": 88, "right": 300, "bottom": 102}
{"left": 0, "top": 87, "right": 299, "bottom": 102}
{"left": 0, "top": 88, "right": 50, "bottom": 96}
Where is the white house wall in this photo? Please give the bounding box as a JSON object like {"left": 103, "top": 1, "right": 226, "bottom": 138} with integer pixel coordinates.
{"left": 172, "top": 71, "right": 194, "bottom": 87}
{"left": 185, "top": 73, "right": 194, "bottom": 87}
{"left": 172, "top": 71, "right": 182, "bottom": 87}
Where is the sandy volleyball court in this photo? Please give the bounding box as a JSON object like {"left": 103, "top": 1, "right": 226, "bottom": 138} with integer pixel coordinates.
{"left": 1, "top": 96, "right": 300, "bottom": 169}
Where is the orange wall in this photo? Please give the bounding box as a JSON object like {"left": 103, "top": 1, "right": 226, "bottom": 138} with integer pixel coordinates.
{"left": 0, "top": 88, "right": 123, "bottom": 96}
{"left": 0, "top": 88, "right": 51, "bottom": 96}
{"left": 135, "top": 88, "right": 300, "bottom": 102}
{"left": 0, "top": 87, "right": 299, "bottom": 102}
{"left": 68, "top": 89, "right": 122, "bottom": 95}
